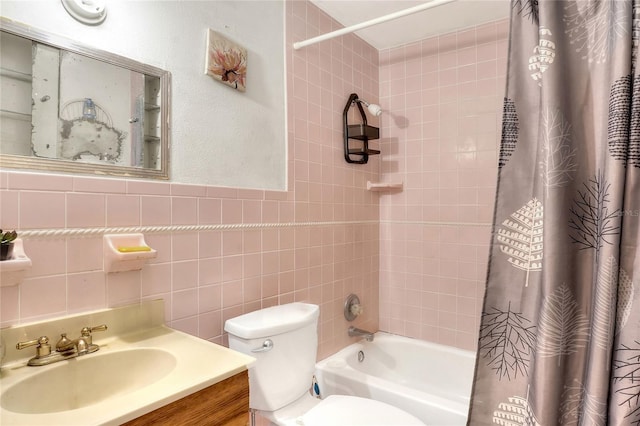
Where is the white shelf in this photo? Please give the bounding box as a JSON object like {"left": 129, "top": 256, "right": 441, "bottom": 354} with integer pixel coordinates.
{"left": 0, "top": 239, "right": 32, "bottom": 287}
{"left": 0, "top": 109, "right": 32, "bottom": 122}
{"left": 0, "top": 67, "right": 32, "bottom": 82}
{"left": 104, "top": 234, "right": 157, "bottom": 273}
{"left": 366, "top": 181, "right": 403, "bottom": 192}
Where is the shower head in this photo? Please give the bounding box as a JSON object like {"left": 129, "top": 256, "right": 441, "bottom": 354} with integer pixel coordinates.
{"left": 355, "top": 98, "right": 383, "bottom": 116}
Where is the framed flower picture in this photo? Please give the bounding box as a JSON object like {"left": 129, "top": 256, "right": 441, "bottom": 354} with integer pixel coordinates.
{"left": 205, "top": 29, "right": 247, "bottom": 92}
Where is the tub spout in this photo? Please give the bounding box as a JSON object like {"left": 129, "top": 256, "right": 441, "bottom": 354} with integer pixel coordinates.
{"left": 348, "top": 326, "right": 374, "bottom": 342}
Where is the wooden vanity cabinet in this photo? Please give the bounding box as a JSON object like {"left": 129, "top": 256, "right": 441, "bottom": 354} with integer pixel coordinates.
{"left": 123, "top": 370, "right": 249, "bottom": 426}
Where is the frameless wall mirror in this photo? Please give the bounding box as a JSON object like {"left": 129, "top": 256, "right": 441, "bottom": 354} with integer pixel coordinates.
{"left": 0, "top": 18, "right": 170, "bottom": 179}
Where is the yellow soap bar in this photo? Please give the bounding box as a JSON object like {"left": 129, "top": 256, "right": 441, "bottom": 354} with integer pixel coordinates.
{"left": 117, "top": 246, "right": 152, "bottom": 253}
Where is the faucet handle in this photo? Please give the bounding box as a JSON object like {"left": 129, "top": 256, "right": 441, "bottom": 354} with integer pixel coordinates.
{"left": 16, "top": 336, "right": 51, "bottom": 358}
{"left": 80, "top": 324, "right": 107, "bottom": 345}
{"left": 350, "top": 303, "right": 364, "bottom": 317}
{"left": 81, "top": 324, "right": 107, "bottom": 335}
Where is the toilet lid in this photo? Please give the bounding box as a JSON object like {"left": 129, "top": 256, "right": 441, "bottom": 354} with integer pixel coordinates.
{"left": 300, "top": 395, "right": 425, "bottom": 426}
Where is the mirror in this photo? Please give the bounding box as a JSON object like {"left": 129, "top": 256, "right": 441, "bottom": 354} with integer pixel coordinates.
{"left": 0, "top": 18, "right": 170, "bottom": 179}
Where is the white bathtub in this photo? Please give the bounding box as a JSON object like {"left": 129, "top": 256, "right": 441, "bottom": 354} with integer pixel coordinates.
{"left": 315, "top": 333, "right": 476, "bottom": 425}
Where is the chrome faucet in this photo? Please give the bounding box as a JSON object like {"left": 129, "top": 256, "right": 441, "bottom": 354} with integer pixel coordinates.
{"left": 16, "top": 324, "right": 107, "bottom": 366}
{"left": 348, "top": 326, "right": 374, "bottom": 342}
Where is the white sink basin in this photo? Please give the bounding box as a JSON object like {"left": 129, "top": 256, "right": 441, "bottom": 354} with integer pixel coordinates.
{"left": 1, "top": 348, "right": 176, "bottom": 414}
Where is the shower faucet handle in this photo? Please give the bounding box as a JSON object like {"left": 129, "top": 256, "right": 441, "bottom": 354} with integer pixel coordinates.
{"left": 344, "top": 294, "right": 363, "bottom": 321}
{"left": 350, "top": 303, "right": 364, "bottom": 317}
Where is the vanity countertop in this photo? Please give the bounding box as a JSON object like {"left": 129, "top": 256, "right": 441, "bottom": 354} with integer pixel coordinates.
{"left": 0, "top": 301, "right": 255, "bottom": 425}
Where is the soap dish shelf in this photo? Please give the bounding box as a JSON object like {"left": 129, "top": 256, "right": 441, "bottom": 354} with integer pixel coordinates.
{"left": 104, "top": 233, "right": 156, "bottom": 273}
{"left": 0, "top": 239, "right": 32, "bottom": 287}
{"left": 343, "top": 93, "right": 380, "bottom": 164}
{"left": 367, "top": 181, "right": 403, "bottom": 192}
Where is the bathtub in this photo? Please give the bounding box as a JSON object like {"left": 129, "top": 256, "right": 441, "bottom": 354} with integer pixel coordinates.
{"left": 315, "top": 332, "right": 476, "bottom": 425}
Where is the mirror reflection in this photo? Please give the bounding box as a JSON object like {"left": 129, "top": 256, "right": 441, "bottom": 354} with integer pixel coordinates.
{"left": 0, "top": 19, "right": 169, "bottom": 179}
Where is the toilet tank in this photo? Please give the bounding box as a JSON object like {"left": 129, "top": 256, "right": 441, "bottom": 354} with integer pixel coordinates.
{"left": 224, "top": 303, "right": 320, "bottom": 412}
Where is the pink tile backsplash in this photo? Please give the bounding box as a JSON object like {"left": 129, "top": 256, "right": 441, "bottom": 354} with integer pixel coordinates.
{"left": 198, "top": 257, "right": 222, "bottom": 286}
{"left": 20, "top": 191, "right": 66, "bottom": 229}
{"left": 170, "top": 183, "right": 207, "bottom": 197}
{"left": 172, "top": 288, "right": 198, "bottom": 320}
{"left": 8, "top": 172, "right": 73, "bottom": 191}
{"left": 24, "top": 239, "right": 66, "bottom": 277}
{"left": 141, "top": 263, "right": 172, "bottom": 296}
{"left": 198, "top": 198, "right": 222, "bottom": 225}
{"left": 145, "top": 234, "right": 171, "bottom": 263}
{"left": 171, "top": 197, "right": 198, "bottom": 225}
{"left": 67, "top": 271, "right": 106, "bottom": 313}
{"left": 0, "top": 190, "right": 19, "bottom": 229}
{"left": 106, "top": 194, "right": 141, "bottom": 227}
{"left": 221, "top": 199, "right": 243, "bottom": 224}
{"left": 127, "top": 179, "right": 170, "bottom": 196}
{"left": 67, "top": 193, "right": 106, "bottom": 228}
{"left": 67, "top": 237, "right": 103, "bottom": 273}
{"left": 73, "top": 176, "right": 126, "bottom": 194}
{"left": 141, "top": 196, "right": 171, "bottom": 225}
{"left": 0, "top": 171, "right": 8, "bottom": 189}
{"left": 172, "top": 260, "right": 198, "bottom": 291}
{"left": 171, "top": 233, "right": 199, "bottom": 262}
{"left": 0, "top": 0, "right": 505, "bottom": 359}
{"left": 198, "top": 283, "right": 222, "bottom": 313}
{"left": 199, "top": 231, "right": 222, "bottom": 258}
{"left": 106, "top": 271, "right": 142, "bottom": 307}
{"left": 20, "top": 275, "right": 67, "bottom": 321}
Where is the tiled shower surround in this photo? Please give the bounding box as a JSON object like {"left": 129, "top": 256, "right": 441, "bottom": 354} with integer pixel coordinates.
{"left": 378, "top": 20, "right": 508, "bottom": 349}
{"left": 0, "top": 0, "right": 507, "bottom": 357}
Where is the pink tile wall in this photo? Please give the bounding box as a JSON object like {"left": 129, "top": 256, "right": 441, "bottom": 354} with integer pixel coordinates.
{"left": 0, "top": 0, "right": 379, "bottom": 360}
{"left": 377, "top": 20, "right": 509, "bottom": 350}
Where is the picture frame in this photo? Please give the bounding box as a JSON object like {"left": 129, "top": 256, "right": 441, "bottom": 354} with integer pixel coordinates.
{"left": 205, "top": 29, "right": 247, "bottom": 92}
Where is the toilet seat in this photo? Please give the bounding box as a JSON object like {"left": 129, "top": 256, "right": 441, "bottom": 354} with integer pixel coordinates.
{"left": 300, "top": 395, "right": 424, "bottom": 426}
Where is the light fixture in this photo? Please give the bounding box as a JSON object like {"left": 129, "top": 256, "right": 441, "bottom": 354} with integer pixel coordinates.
{"left": 61, "top": 0, "right": 107, "bottom": 25}
{"left": 355, "top": 98, "right": 382, "bottom": 116}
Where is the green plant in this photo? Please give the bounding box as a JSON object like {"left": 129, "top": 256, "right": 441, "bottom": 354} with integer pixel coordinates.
{"left": 0, "top": 229, "right": 17, "bottom": 244}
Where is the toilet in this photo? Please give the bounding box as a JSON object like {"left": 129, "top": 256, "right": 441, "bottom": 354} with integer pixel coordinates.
{"left": 224, "top": 302, "right": 424, "bottom": 426}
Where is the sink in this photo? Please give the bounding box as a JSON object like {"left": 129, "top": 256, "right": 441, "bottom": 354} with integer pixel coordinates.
{"left": 1, "top": 348, "right": 176, "bottom": 414}
{"left": 0, "top": 301, "right": 255, "bottom": 425}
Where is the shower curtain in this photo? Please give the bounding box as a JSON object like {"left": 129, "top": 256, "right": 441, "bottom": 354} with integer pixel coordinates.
{"left": 468, "top": 0, "right": 639, "bottom": 424}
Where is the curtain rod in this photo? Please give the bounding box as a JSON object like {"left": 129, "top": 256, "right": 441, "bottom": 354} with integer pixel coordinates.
{"left": 293, "top": 0, "right": 457, "bottom": 50}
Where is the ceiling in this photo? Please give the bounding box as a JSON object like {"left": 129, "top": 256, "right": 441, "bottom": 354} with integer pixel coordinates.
{"left": 308, "top": 0, "right": 510, "bottom": 50}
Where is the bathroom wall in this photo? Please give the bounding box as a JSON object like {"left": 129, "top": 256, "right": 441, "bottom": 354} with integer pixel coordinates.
{"left": 377, "top": 20, "right": 509, "bottom": 350}
{"left": 0, "top": 0, "right": 380, "bottom": 360}
{"left": 0, "top": 0, "right": 286, "bottom": 190}
{"left": 1, "top": 0, "right": 509, "bottom": 359}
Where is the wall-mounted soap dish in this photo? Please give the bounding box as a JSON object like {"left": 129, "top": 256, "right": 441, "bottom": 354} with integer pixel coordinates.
{"left": 366, "top": 181, "right": 403, "bottom": 192}
{"left": 103, "top": 234, "right": 156, "bottom": 273}
{"left": 0, "top": 239, "right": 32, "bottom": 286}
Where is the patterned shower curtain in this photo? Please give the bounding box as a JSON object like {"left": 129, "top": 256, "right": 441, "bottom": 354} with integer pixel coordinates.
{"left": 468, "top": 0, "right": 639, "bottom": 424}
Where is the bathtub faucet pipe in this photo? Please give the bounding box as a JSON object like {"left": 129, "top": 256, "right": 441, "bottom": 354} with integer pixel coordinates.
{"left": 348, "top": 326, "right": 374, "bottom": 342}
